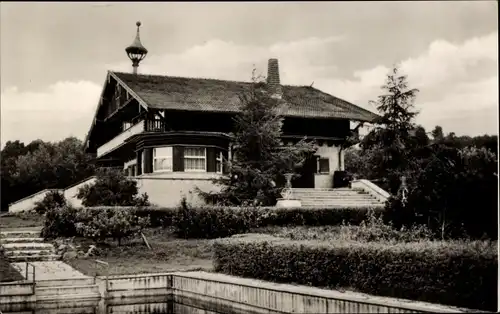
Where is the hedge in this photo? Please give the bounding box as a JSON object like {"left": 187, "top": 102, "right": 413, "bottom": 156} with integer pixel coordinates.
{"left": 213, "top": 235, "right": 497, "bottom": 311}
{"left": 41, "top": 205, "right": 384, "bottom": 239}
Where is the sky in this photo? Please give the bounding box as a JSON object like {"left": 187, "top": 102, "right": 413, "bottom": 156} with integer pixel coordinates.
{"left": 1, "top": 1, "right": 498, "bottom": 147}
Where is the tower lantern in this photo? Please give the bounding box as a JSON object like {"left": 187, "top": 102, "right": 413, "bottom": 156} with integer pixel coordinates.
{"left": 125, "top": 21, "right": 148, "bottom": 74}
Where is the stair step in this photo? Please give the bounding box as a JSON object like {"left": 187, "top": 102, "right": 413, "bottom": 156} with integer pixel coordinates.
{"left": 2, "top": 243, "right": 54, "bottom": 250}
{"left": 30, "top": 305, "right": 98, "bottom": 314}
{"left": 0, "top": 231, "right": 40, "bottom": 238}
{"left": 0, "top": 237, "right": 45, "bottom": 244}
{"left": 4, "top": 249, "right": 55, "bottom": 257}
{"left": 37, "top": 277, "right": 95, "bottom": 287}
{"left": 302, "top": 204, "right": 385, "bottom": 208}
{"left": 36, "top": 284, "right": 99, "bottom": 297}
{"left": 8, "top": 254, "right": 60, "bottom": 262}
{"left": 297, "top": 196, "right": 377, "bottom": 200}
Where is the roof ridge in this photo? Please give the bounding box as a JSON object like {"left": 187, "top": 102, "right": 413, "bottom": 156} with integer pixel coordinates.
{"left": 111, "top": 71, "right": 316, "bottom": 88}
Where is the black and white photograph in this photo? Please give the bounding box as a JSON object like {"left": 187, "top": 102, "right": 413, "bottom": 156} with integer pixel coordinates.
{"left": 0, "top": 1, "right": 498, "bottom": 313}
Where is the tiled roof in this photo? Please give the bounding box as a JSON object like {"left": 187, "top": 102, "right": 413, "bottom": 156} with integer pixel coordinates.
{"left": 112, "top": 71, "right": 379, "bottom": 122}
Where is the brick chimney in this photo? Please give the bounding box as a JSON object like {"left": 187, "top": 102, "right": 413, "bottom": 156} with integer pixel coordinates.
{"left": 267, "top": 58, "right": 282, "bottom": 99}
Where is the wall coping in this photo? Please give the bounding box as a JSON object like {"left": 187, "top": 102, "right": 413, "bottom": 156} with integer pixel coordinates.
{"left": 8, "top": 189, "right": 63, "bottom": 207}
{"left": 351, "top": 179, "right": 390, "bottom": 202}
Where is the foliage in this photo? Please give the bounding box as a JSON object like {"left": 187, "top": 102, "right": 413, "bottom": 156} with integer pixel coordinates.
{"left": 33, "top": 190, "right": 67, "bottom": 214}
{"left": 359, "top": 66, "right": 421, "bottom": 194}
{"left": 75, "top": 207, "right": 150, "bottom": 245}
{"left": 386, "top": 145, "right": 498, "bottom": 240}
{"left": 213, "top": 236, "right": 497, "bottom": 311}
{"left": 1, "top": 137, "right": 95, "bottom": 211}
{"left": 171, "top": 201, "right": 384, "bottom": 238}
{"left": 172, "top": 198, "right": 260, "bottom": 239}
{"left": 41, "top": 205, "right": 80, "bottom": 239}
{"left": 41, "top": 205, "right": 150, "bottom": 243}
{"left": 76, "top": 168, "right": 150, "bottom": 207}
{"left": 201, "top": 71, "right": 316, "bottom": 206}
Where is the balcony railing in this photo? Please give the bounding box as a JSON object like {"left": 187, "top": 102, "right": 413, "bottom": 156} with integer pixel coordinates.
{"left": 97, "top": 121, "right": 145, "bottom": 158}
{"left": 145, "top": 119, "right": 166, "bottom": 132}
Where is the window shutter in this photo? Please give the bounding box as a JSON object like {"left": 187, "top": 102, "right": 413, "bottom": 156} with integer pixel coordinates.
{"left": 143, "top": 148, "right": 153, "bottom": 173}
{"left": 136, "top": 150, "right": 143, "bottom": 175}
{"left": 206, "top": 147, "right": 216, "bottom": 172}
{"left": 173, "top": 146, "right": 184, "bottom": 172}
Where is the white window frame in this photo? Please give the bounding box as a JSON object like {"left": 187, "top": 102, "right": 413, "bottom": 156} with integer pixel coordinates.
{"left": 153, "top": 146, "right": 173, "bottom": 172}
{"left": 216, "top": 151, "right": 223, "bottom": 174}
{"left": 184, "top": 147, "right": 207, "bottom": 172}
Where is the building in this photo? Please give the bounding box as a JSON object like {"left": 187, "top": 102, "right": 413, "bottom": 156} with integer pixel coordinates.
{"left": 83, "top": 22, "right": 379, "bottom": 207}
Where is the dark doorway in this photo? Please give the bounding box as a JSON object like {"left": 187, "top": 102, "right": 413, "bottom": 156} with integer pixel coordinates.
{"left": 292, "top": 155, "right": 317, "bottom": 188}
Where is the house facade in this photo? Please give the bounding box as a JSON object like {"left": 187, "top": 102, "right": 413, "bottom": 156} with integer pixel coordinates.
{"left": 83, "top": 22, "right": 378, "bottom": 207}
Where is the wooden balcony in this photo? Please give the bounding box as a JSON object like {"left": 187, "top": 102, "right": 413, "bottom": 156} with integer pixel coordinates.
{"left": 96, "top": 121, "right": 145, "bottom": 158}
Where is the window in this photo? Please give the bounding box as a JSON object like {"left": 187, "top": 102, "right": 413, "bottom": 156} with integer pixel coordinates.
{"left": 141, "top": 150, "right": 145, "bottom": 175}
{"left": 216, "top": 151, "right": 223, "bottom": 174}
{"left": 318, "top": 157, "right": 330, "bottom": 174}
{"left": 153, "top": 146, "right": 173, "bottom": 172}
{"left": 184, "top": 147, "right": 206, "bottom": 172}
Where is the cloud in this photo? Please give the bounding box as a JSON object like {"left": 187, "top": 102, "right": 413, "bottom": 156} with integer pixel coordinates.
{"left": 1, "top": 81, "right": 101, "bottom": 147}
{"left": 1, "top": 32, "right": 497, "bottom": 147}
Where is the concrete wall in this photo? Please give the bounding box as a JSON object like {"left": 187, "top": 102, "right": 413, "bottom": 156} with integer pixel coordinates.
{"left": 314, "top": 174, "right": 333, "bottom": 189}
{"left": 351, "top": 179, "right": 390, "bottom": 203}
{"left": 8, "top": 189, "right": 62, "bottom": 213}
{"left": 64, "top": 176, "right": 97, "bottom": 208}
{"left": 102, "top": 273, "right": 172, "bottom": 299}
{"left": 135, "top": 172, "right": 221, "bottom": 208}
{"left": 98, "top": 271, "right": 474, "bottom": 313}
{"left": 0, "top": 281, "right": 35, "bottom": 304}
{"left": 315, "top": 144, "right": 341, "bottom": 174}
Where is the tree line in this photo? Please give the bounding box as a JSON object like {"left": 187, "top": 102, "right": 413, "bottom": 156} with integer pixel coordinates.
{"left": 1, "top": 137, "right": 95, "bottom": 211}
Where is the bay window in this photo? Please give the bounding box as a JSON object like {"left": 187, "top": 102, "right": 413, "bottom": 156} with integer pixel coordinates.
{"left": 153, "top": 146, "right": 173, "bottom": 172}
{"left": 184, "top": 147, "right": 206, "bottom": 172}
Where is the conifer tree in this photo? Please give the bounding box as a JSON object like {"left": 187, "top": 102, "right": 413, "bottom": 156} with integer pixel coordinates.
{"left": 201, "top": 69, "right": 316, "bottom": 206}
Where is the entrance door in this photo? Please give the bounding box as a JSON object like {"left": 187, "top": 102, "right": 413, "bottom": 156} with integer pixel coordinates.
{"left": 292, "top": 154, "right": 317, "bottom": 188}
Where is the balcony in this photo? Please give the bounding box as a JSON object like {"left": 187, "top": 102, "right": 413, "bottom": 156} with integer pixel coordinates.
{"left": 97, "top": 121, "right": 145, "bottom": 158}
{"left": 96, "top": 119, "right": 167, "bottom": 158}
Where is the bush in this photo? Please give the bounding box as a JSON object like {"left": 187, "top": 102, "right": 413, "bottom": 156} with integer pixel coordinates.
{"left": 41, "top": 205, "right": 80, "bottom": 239}
{"left": 213, "top": 236, "right": 497, "bottom": 311}
{"left": 385, "top": 146, "right": 498, "bottom": 240}
{"left": 33, "top": 190, "right": 66, "bottom": 214}
{"left": 76, "top": 168, "right": 150, "bottom": 207}
{"left": 75, "top": 207, "right": 150, "bottom": 245}
{"left": 41, "top": 205, "right": 150, "bottom": 242}
{"left": 172, "top": 199, "right": 260, "bottom": 239}
{"left": 172, "top": 198, "right": 383, "bottom": 239}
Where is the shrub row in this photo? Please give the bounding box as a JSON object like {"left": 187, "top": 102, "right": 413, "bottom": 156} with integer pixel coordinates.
{"left": 213, "top": 236, "right": 497, "bottom": 311}
{"left": 171, "top": 204, "right": 384, "bottom": 239}
{"left": 41, "top": 204, "right": 383, "bottom": 240}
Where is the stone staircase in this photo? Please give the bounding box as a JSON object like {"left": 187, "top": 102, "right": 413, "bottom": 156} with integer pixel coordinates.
{"left": 291, "top": 187, "right": 385, "bottom": 208}
{"left": 0, "top": 229, "right": 59, "bottom": 262}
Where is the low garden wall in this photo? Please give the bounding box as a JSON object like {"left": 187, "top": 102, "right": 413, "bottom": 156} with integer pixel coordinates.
{"left": 96, "top": 271, "right": 477, "bottom": 313}
{"left": 0, "top": 281, "right": 35, "bottom": 304}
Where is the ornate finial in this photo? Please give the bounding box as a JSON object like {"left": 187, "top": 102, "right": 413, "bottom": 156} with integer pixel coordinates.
{"left": 126, "top": 21, "right": 148, "bottom": 74}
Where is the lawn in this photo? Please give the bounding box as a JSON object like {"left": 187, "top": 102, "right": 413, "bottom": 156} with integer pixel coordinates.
{"left": 0, "top": 211, "right": 43, "bottom": 230}
{"left": 66, "top": 227, "right": 215, "bottom": 276}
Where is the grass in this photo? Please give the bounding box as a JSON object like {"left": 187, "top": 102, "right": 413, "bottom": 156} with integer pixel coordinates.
{"left": 0, "top": 211, "right": 43, "bottom": 230}
{"left": 66, "top": 227, "right": 214, "bottom": 276}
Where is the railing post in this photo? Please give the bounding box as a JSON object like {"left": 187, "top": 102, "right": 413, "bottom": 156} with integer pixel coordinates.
{"left": 25, "top": 262, "right": 28, "bottom": 279}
